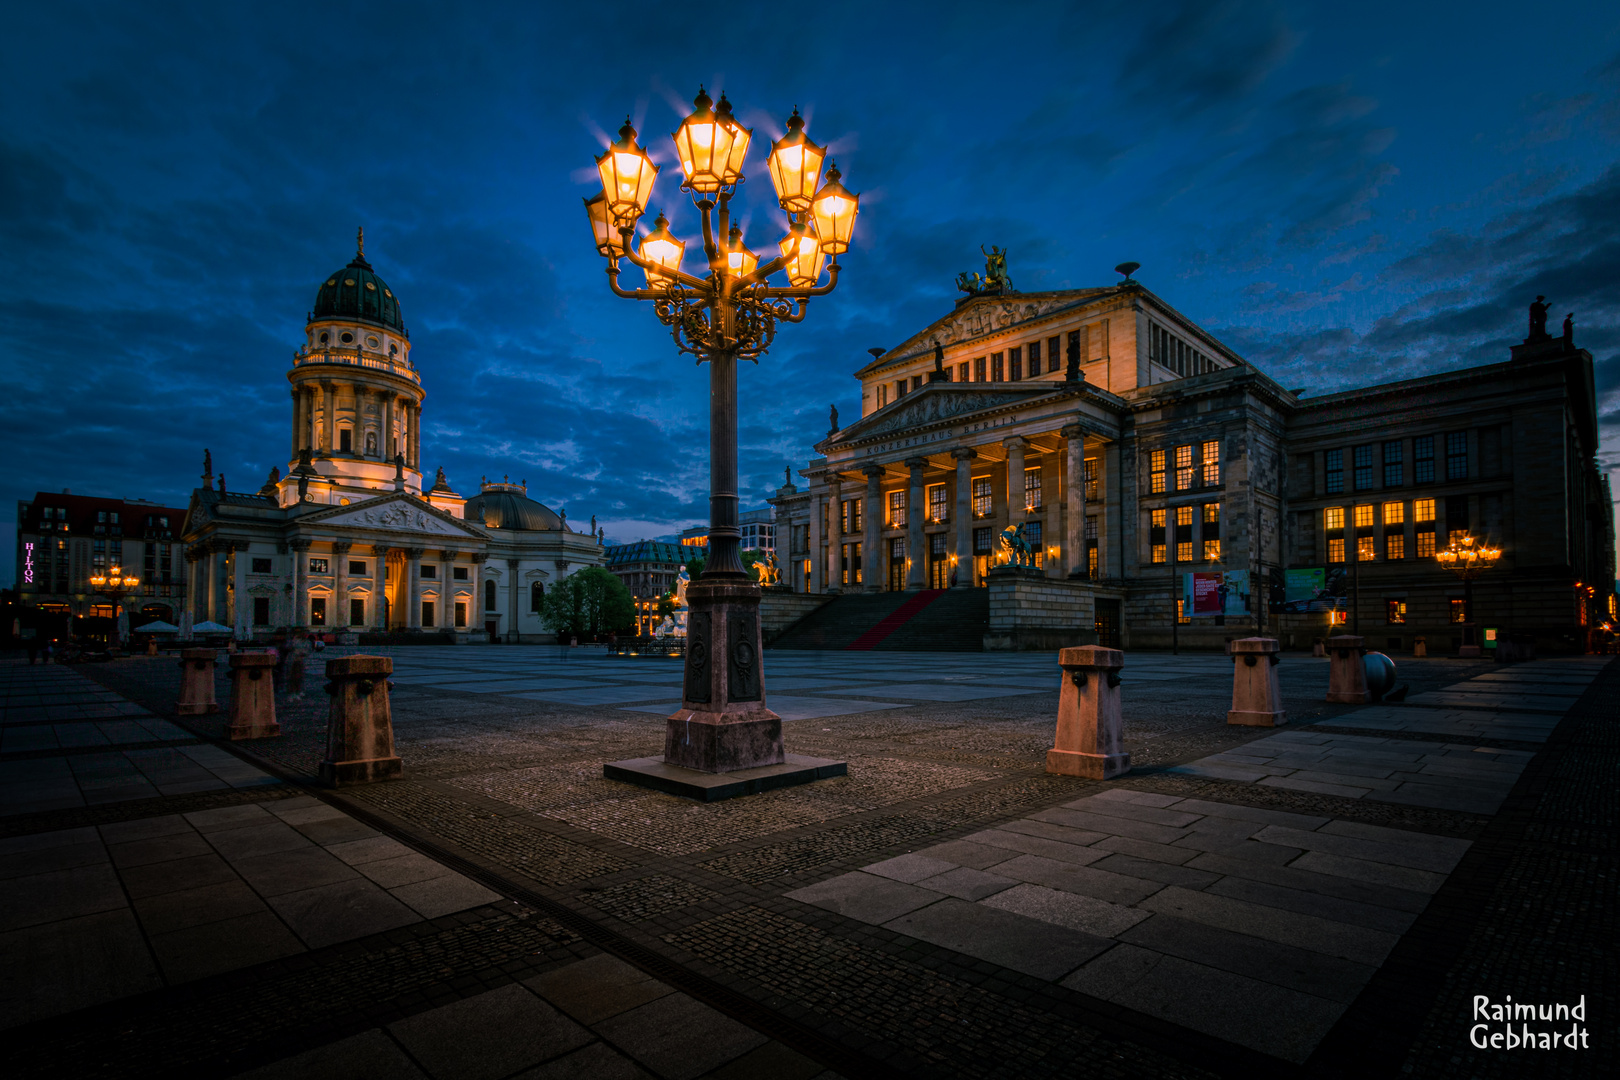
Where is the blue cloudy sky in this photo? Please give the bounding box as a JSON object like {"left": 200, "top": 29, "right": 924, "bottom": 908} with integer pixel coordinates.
{"left": 3, "top": 1, "right": 1618, "bottom": 569}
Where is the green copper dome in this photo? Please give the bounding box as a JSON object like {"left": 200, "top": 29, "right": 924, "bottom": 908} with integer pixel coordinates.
{"left": 311, "top": 231, "right": 406, "bottom": 333}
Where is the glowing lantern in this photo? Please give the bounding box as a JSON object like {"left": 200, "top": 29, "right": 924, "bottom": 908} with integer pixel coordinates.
{"left": 583, "top": 193, "right": 625, "bottom": 258}
{"left": 638, "top": 212, "right": 685, "bottom": 288}
{"left": 777, "top": 222, "right": 826, "bottom": 287}
{"left": 672, "top": 88, "right": 735, "bottom": 195}
{"left": 725, "top": 224, "right": 759, "bottom": 280}
{"left": 713, "top": 92, "right": 753, "bottom": 187}
{"left": 767, "top": 107, "right": 825, "bottom": 214}
{"left": 810, "top": 160, "right": 859, "bottom": 255}
{"left": 596, "top": 119, "right": 658, "bottom": 227}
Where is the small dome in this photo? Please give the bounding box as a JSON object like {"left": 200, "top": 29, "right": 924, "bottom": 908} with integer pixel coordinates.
{"left": 464, "top": 482, "right": 562, "bottom": 531}
{"left": 312, "top": 230, "right": 405, "bottom": 333}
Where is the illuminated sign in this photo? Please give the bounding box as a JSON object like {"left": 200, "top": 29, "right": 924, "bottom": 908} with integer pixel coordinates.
{"left": 23, "top": 542, "right": 35, "bottom": 584}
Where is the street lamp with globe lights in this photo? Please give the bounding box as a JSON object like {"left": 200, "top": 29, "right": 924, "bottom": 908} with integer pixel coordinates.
{"left": 1435, "top": 534, "right": 1500, "bottom": 656}
{"left": 88, "top": 565, "right": 141, "bottom": 648}
{"left": 584, "top": 89, "right": 859, "bottom": 783}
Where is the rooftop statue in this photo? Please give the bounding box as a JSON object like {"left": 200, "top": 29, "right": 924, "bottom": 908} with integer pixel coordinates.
{"left": 1528, "top": 295, "right": 1551, "bottom": 341}
{"left": 829, "top": 403, "right": 839, "bottom": 432}
{"left": 956, "top": 246, "right": 1013, "bottom": 296}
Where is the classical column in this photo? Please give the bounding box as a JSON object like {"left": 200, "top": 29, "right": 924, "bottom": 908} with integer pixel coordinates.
{"left": 905, "top": 457, "right": 927, "bottom": 590}
{"left": 953, "top": 447, "right": 976, "bottom": 587}
{"left": 187, "top": 547, "right": 203, "bottom": 623}
{"left": 1004, "top": 436, "right": 1028, "bottom": 525}
{"left": 1046, "top": 459, "right": 1064, "bottom": 579}
{"left": 808, "top": 483, "right": 825, "bottom": 594}
{"left": 472, "top": 553, "right": 488, "bottom": 632}
{"left": 507, "top": 558, "right": 521, "bottom": 642}
{"left": 332, "top": 542, "right": 351, "bottom": 626}
{"left": 439, "top": 549, "right": 456, "bottom": 628}
{"left": 290, "top": 540, "right": 311, "bottom": 627}
{"left": 231, "top": 542, "right": 248, "bottom": 636}
{"left": 290, "top": 389, "right": 301, "bottom": 459}
{"left": 826, "top": 473, "right": 843, "bottom": 593}
{"left": 405, "top": 548, "right": 424, "bottom": 629}
{"left": 411, "top": 405, "right": 422, "bottom": 470}
{"left": 862, "top": 463, "right": 884, "bottom": 593}
{"left": 1063, "top": 422, "right": 1088, "bottom": 579}
{"left": 318, "top": 381, "right": 334, "bottom": 454}
{"left": 384, "top": 396, "right": 396, "bottom": 460}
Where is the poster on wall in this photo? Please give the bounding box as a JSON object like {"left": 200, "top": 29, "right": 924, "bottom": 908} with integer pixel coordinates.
{"left": 1270, "top": 567, "right": 1349, "bottom": 613}
{"left": 1182, "top": 571, "right": 1254, "bottom": 618}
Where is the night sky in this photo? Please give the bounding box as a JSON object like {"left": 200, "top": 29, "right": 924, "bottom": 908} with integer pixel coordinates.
{"left": 3, "top": 1, "right": 1618, "bottom": 570}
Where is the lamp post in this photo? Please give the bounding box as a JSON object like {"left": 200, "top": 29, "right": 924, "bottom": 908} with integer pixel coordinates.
{"left": 88, "top": 565, "right": 141, "bottom": 649}
{"left": 1435, "top": 534, "right": 1500, "bottom": 657}
{"left": 585, "top": 89, "right": 858, "bottom": 777}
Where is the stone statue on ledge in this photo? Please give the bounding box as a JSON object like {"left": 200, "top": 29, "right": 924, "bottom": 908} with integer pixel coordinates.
{"left": 1528, "top": 295, "right": 1551, "bottom": 341}
{"left": 828, "top": 403, "right": 839, "bottom": 433}
{"left": 784, "top": 465, "right": 792, "bottom": 487}
{"left": 1563, "top": 312, "right": 1574, "bottom": 348}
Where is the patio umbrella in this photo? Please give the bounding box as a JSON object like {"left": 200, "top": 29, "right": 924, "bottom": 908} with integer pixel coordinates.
{"left": 192, "top": 620, "right": 233, "bottom": 634}
{"left": 135, "top": 620, "right": 180, "bottom": 633}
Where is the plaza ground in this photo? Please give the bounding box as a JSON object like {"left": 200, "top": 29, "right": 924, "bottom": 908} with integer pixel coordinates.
{"left": 1, "top": 645, "right": 1613, "bottom": 1079}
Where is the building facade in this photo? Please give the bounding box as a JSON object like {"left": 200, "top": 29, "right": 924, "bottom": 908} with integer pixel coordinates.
{"left": 772, "top": 272, "right": 1614, "bottom": 652}
{"left": 178, "top": 237, "right": 603, "bottom": 643}
{"left": 14, "top": 492, "right": 189, "bottom": 625}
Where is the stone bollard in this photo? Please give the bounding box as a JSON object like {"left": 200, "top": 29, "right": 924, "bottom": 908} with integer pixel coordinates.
{"left": 1312, "top": 638, "right": 1326, "bottom": 658}
{"left": 227, "top": 653, "right": 281, "bottom": 739}
{"left": 1326, "top": 634, "right": 1369, "bottom": 704}
{"left": 320, "top": 655, "right": 402, "bottom": 786}
{"left": 1413, "top": 636, "right": 1427, "bottom": 658}
{"left": 177, "top": 648, "right": 219, "bottom": 715}
{"left": 1046, "top": 646, "right": 1130, "bottom": 779}
{"left": 1228, "top": 638, "right": 1286, "bottom": 726}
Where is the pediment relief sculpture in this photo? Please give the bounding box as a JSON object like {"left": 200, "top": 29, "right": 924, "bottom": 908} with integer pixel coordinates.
{"left": 853, "top": 390, "right": 1048, "bottom": 438}
{"left": 314, "top": 498, "right": 478, "bottom": 537}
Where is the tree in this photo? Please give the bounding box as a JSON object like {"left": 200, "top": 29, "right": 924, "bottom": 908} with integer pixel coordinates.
{"left": 539, "top": 567, "right": 635, "bottom": 638}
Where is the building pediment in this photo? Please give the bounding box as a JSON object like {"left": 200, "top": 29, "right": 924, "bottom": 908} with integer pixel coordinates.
{"left": 860, "top": 289, "right": 1114, "bottom": 374}
{"left": 829, "top": 385, "right": 1060, "bottom": 447}
{"left": 299, "top": 494, "right": 487, "bottom": 539}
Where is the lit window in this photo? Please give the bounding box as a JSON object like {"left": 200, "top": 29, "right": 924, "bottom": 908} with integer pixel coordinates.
{"left": 1325, "top": 449, "right": 1344, "bottom": 494}
{"left": 1174, "top": 445, "right": 1195, "bottom": 490}
{"left": 972, "top": 478, "right": 993, "bottom": 518}
{"left": 1202, "top": 503, "right": 1220, "bottom": 561}
{"left": 1150, "top": 508, "right": 1166, "bottom": 564}
{"left": 1416, "top": 532, "right": 1436, "bottom": 558}
{"left": 309, "top": 558, "right": 329, "bottom": 574}
{"left": 1201, "top": 441, "right": 1220, "bottom": 487}
{"left": 1383, "top": 501, "right": 1405, "bottom": 525}
{"left": 1450, "top": 598, "right": 1468, "bottom": 624}
{"left": 1386, "top": 534, "right": 1406, "bottom": 559}
{"left": 1084, "top": 458, "right": 1098, "bottom": 500}
{"left": 1024, "top": 467, "right": 1042, "bottom": 511}
{"left": 1414, "top": 498, "right": 1435, "bottom": 523}
{"left": 1357, "top": 536, "right": 1376, "bottom": 560}
{"left": 1175, "top": 505, "right": 1194, "bottom": 563}
{"left": 1386, "top": 600, "right": 1407, "bottom": 624}
{"left": 1325, "top": 507, "right": 1345, "bottom": 531}
{"left": 1415, "top": 436, "right": 1435, "bottom": 483}
{"left": 889, "top": 490, "right": 906, "bottom": 527}
{"left": 927, "top": 484, "right": 947, "bottom": 523}
{"left": 1149, "top": 450, "right": 1166, "bottom": 494}
{"left": 1177, "top": 597, "right": 1191, "bottom": 624}
{"left": 1354, "top": 505, "right": 1374, "bottom": 529}
{"left": 1328, "top": 538, "right": 1346, "bottom": 563}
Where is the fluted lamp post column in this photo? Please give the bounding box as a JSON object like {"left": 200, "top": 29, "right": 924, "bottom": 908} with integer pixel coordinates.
{"left": 589, "top": 88, "right": 856, "bottom": 799}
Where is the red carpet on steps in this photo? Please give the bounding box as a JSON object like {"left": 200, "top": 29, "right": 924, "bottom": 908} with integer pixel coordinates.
{"left": 845, "top": 590, "right": 946, "bottom": 650}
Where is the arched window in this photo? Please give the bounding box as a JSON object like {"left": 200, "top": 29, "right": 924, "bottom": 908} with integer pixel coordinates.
{"left": 484, "top": 579, "right": 496, "bottom": 612}
{"left": 530, "top": 581, "right": 545, "bottom": 612}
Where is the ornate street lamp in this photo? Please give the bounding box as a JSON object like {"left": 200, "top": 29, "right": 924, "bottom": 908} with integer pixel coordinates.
{"left": 88, "top": 565, "right": 141, "bottom": 648}
{"left": 584, "top": 87, "right": 857, "bottom": 781}
{"left": 1436, "top": 534, "right": 1500, "bottom": 656}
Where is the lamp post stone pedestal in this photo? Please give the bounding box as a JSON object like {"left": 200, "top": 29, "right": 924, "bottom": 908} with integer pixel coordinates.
{"left": 1046, "top": 646, "right": 1130, "bottom": 779}
{"left": 1228, "top": 637, "right": 1286, "bottom": 726}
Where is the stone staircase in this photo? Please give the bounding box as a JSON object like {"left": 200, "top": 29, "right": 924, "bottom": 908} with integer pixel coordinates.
{"left": 770, "top": 589, "right": 989, "bottom": 651}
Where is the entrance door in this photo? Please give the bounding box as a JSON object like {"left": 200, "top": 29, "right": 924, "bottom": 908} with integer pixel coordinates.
{"left": 929, "top": 534, "right": 948, "bottom": 589}
{"left": 889, "top": 539, "right": 906, "bottom": 591}
{"left": 485, "top": 619, "right": 499, "bottom": 644}
{"left": 1094, "top": 599, "right": 1122, "bottom": 648}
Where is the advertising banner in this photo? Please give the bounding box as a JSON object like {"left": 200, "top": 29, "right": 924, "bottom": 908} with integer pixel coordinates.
{"left": 1270, "top": 567, "right": 1349, "bottom": 613}
{"left": 1182, "top": 570, "right": 1254, "bottom": 618}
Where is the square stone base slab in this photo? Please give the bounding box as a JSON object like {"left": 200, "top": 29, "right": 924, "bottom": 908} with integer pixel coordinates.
{"left": 319, "top": 756, "right": 404, "bottom": 787}
{"left": 605, "top": 754, "right": 847, "bottom": 803}
{"left": 228, "top": 722, "right": 282, "bottom": 740}
{"left": 1227, "top": 710, "right": 1287, "bottom": 727}
{"left": 1046, "top": 749, "right": 1131, "bottom": 780}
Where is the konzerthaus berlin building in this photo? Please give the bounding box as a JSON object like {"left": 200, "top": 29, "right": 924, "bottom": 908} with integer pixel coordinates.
{"left": 178, "top": 236, "right": 602, "bottom": 643}
{"left": 770, "top": 269, "right": 1614, "bottom": 652}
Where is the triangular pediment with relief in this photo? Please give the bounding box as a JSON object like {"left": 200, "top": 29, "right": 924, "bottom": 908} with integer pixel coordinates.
{"left": 860, "top": 289, "right": 1113, "bottom": 374}
{"left": 300, "top": 494, "right": 487, "bottom": 539}
{"left": 828, "top": 385, "right": 1060, "bottom": 446}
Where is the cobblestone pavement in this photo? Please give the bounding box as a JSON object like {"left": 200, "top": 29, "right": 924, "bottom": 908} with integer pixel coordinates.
{"left": 4, "top": 646, "right": 1612, "bottom": 1078}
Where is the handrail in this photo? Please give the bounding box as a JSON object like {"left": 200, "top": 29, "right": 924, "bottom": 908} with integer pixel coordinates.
{"left": 291, "top": 348, "right": 421, "bottom": 385}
